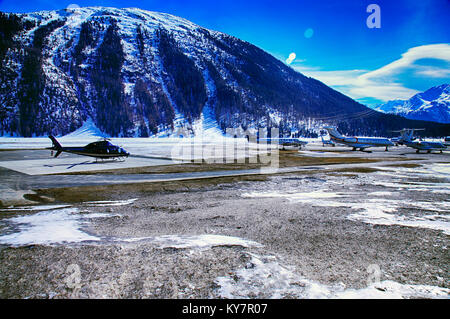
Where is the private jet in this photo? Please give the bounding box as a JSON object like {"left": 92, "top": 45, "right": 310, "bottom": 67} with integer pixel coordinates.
{"left": 258, "top": 137, "right": 308, "bottom": 150}
{"left": 246, "top": 135, "right": 308, "bottom": 150}
{"left": 444, "top": 136, "right": 450, "bottom": 147}
{"left": 323, "top": 126, "right": 394, "bottom": 152}
{"left": 393, "top": 129, "right": 447, "bottom": 153}
{"left": 321, "top": 136, "right": 336, "bottom": 147}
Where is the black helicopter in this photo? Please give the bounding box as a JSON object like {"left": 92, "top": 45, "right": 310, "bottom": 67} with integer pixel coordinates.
{"left": 48, "top": 136, "right": 130, "bottom": 160}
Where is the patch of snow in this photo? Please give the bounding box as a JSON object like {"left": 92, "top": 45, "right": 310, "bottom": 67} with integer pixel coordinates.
{"left": 0, "top": 207, "right": 115, "bottom": 246}
{"left": 215, "top": 253, "right": 450, "bottom": 299}
{"left": 0, "top": 204, "right": 72, "bottom": 212}
{"left": 63, "top": 117, "right": 108, "bottom": 138}
{"left": 82, "top": 198, "right": 138, "bottom": 207}
{"left": 121, "top": 234, "right": 263, "bottom": 249}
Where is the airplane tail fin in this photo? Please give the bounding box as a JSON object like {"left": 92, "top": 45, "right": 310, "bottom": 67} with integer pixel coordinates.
{"left": 48, "top": 136, "right": 62, "bottom": 157}
{"left": 399, "top": 129, "right": 415, "bottom": 142}
{"left": 323, "top": 126, "right": 343, "bottom": 140}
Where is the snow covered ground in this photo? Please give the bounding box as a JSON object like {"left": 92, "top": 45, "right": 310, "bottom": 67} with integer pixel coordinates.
{"left": 0, "top": 198, "right": 448, "bottom": 299}
{"left": 243, "top": 162, "right": 450, "bottom": 236}
{"left": 0, "top": 200, "right": 261, "bottom": 249}
{"left": 215, "top": 252, "right": 449, "bottom": 299}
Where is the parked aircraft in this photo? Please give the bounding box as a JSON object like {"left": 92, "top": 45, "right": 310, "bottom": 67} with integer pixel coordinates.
{"left": 444, "top": 136, "right": 450, "bottom": 147}
{"left": 321, "top": 136, "right": 336, "bottom": 147}
{"left": 323, "top": 126, "right": 394, "bottom": 152}
{"left": 257, "top": 137, "right": 308, "bottom": 150}
{"left": 48, "top": 136, "right": 130, "bottom": 159}
{"left": 393, "top": 129, "right": 447, "bottom": 153}
{"left": 246, "top": 135, "right": 308, "bottom": 150}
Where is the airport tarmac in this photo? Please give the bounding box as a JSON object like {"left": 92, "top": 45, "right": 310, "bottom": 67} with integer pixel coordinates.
{"left": 0, "top": 151, "right": 177, "bottom": 175}
{"left": 0, "top": 142, "right": 447, "bottom": 209}
{"left": 0, "top": 141, "right": 448, "bottom": 299}
{"left": 0, "top": 145, "right": 443, "bottom": 189}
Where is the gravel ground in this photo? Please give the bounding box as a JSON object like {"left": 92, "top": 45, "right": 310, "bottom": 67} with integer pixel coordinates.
{"left": 0, "top": 163, "right": 448, "bottom": 299}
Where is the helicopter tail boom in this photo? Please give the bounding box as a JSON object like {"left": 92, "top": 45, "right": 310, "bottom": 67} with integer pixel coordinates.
{"left": 48, "top": 135, "right": 62, "bottom": 150}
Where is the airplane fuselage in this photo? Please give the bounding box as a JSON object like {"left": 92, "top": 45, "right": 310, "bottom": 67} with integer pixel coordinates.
{"left": 257, "top": 138, "right": 308, "bottom": 148}
{"left": 404, "top": 141, "right": 446, "bottom": 153}
{"left": 324, "top": 126, "right": 393, "bottom": 151}
{"left": 329, "top": 135, "right": 393, "bottom": 150}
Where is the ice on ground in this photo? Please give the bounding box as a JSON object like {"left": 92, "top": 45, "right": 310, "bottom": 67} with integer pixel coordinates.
{"left": 430, "top": 163, "right": 450, "bottom": 176}
{"left": 376, "top": 163, "right": 450, "bottom": 177}
{"left": 243, "top": 190, "right": 345, "bottom": 202}
{"left": 242, "top": 190, "right": 350, "bottom": 208}
{"left": 215, "top": 253, "right": 450, "bottom": 299}
{"left": 347, "top": 199, "right": 450, "bottom": 235}
{"left": 335, "top": 280, "right": 450, "bottom": 299}
{"left": 0, "top": 204, "right": 72, "bottom": 212}
{"left": 0, "top": 201, "right": 261, "bottom": 249}
{"left": 367, "top": 191, "right": 393, "bottom": 196}
{"left": 0, "top": 199, "right": 136, "bottom": 246}
{"left": 82, "top": 198, "right": 138, "bottom": 207}
{"left": 244, "top": 191, "right": 450, "bottom": 235}
{"left": 0, "top": 207, "right": 116, "bottom": 246}
{"left": 121, "top": 234, "right": 263, "bottom": 249}
{"left": 243, "top": 166, "right": 450, "bottom": 235}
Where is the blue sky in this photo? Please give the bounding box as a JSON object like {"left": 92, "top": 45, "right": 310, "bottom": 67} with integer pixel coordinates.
{"left": 1, "top": 0, "right": 449, "bottom": 106}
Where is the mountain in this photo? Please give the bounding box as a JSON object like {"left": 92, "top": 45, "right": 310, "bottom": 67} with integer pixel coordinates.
{"left": 1, "top": 7, "right": 449, "bottom": 137}
{"left": 374, "top": 84, "right": 450, "bottom": 124}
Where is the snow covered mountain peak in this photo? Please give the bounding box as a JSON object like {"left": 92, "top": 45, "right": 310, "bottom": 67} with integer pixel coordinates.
{"left": 374, "top": 84, "right": 450, "bottom": 123}
{"left": 20, "top": 6, "right": 201, "bottom": 30}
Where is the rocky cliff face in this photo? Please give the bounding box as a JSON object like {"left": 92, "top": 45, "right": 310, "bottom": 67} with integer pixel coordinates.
{"left": 0, "top": 7, "right": 449, "bottom": 137}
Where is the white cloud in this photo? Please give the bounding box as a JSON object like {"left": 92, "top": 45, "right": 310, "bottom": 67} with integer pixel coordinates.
{"left": 359, "top": 44, "right": 450, "bottom": 81}
{"left": 292, "top": 43, "right": 450, "bottom": 103}
{"left": 349, "top": 84, "right": 419, "bottom": 102}
{"left": 414, "top": 66, "right": 450, "bottom": 78}
{"left": 296, "top": 68, "right": 368, "bottom": 86}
